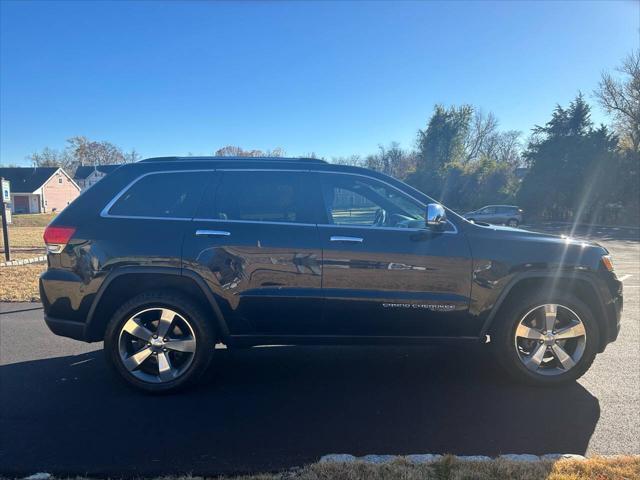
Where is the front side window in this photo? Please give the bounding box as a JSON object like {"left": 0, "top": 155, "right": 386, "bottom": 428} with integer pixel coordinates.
{"left": 108, "top": 171, "right": 211, "bottom": 218}
{"left": 206, "top": 171, "right": 314, "bottom": 224}
{"left": 321, "top": 173, "right": 425, "bottom": 228}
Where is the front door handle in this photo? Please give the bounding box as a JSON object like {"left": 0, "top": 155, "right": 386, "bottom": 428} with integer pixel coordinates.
{"left": 330, "top": 236, "right": 364, "bottom": 243}
{"left": 195, "top": 229, "right": 231, "bottom": 237}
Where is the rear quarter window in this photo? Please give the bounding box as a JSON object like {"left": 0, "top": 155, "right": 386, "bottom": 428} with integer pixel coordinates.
{"left": 106, "top": 171, "right": 212, "bottom": 219}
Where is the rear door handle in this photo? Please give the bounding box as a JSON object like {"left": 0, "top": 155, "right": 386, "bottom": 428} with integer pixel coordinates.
{"left": 330, "top": 236, "right": 364, "bottom": 243}
{"left": 195, "top": 229, "right": 231, "bottom": 237}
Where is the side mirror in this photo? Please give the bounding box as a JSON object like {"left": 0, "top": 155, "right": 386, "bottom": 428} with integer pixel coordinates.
{"left": 426, "top": 203, "right": 447, "bottom": 227}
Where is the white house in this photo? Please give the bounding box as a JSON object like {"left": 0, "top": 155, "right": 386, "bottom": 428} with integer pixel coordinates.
{"left": 74, "top": 165, "right": 121, "bottom": 191}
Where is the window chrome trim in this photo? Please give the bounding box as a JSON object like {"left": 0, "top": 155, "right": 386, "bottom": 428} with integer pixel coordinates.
{"left": 317, "top": 223, "right": 457, "bottom": 234}
{"left": 100, "top": 167, "right": 459, "bottom": 234}
{"left": 100, "top": 169, "right": 215, "bottom": 219}
{"left": 192, "top": 218, "right": 317, "bottom": 227}
{"left": 104, "top": 214, "right": 193, "bottom": 221}
{"left": 318, "top": 223, "right": 423, "bottom": 232}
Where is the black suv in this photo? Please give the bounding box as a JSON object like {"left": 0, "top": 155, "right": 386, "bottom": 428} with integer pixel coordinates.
{"left": 41, "top": 157, "right": 623, "bottom": 392}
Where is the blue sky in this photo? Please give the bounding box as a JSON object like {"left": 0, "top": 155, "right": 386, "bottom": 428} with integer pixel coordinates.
{"left": 1, "top": 1, "right": 637, "bottom": 165}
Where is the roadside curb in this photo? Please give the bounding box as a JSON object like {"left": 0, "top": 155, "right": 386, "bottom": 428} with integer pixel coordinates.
{"left": 0, "top": 255, "right": 46, "bottom": 267}
{"left": 319, "top": 453, "right": 599, "bottom": 464}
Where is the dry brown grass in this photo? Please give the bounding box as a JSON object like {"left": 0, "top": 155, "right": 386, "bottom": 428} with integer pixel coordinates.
{"left": 0, "top": 222, "right": 47, "bottom": 302}
{"left": 0, "top": 262, "right": 45, "bottom": 302}
{"left": 3, "top": 456, "right": 636, "bottom": 480}
{"left": 9, "top": 213, "right": 56, "bottom": 227}
{"left": 270, "top": 456, "right": 640, "bottom": 480}
{"left": 0, "top": 225, "right": 45, "bottom": 249}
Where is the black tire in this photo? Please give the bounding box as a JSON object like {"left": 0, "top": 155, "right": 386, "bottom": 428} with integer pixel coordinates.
{"left": 491, "top": 291, "right": 599, "bottom": 386}
{"left": 104, "top": 290, "right": 216, "bottom": 393}
{"left": 507, "top": 218, "right": 519, "bottom": 227}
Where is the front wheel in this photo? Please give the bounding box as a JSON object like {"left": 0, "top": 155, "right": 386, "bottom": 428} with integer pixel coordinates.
{"left": 104, "top": 291, "right": 216, "bottom": 393}
{"left": 492, "top": 292, "right": 599, "bottom": 386}
{"left": 506, "top": 218, "right": 519, "bottom": 227}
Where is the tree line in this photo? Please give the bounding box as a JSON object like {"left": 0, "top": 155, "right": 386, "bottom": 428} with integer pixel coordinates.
{"left": 332, "top": 51, "right": 639, "bottom": 225}
{"left": 14, "top": 51, "right": 639, "bottom": 225}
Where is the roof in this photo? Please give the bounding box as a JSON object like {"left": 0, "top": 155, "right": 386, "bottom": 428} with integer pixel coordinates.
{"left": 74, "top": 165, "right": 122, "bottom": 180}
{"left": 0, "top": 167, "right": 61, "bottom": 193}
{"left": 139, "top": 156, "right": 327, "bottom": 164}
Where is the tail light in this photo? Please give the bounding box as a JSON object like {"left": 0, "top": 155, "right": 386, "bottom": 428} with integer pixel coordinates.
{"left": 43, "top": 226, "right": 76, "bottom": 254}
{"left": 601, "top": 255, "right": 614, "bottom": 272}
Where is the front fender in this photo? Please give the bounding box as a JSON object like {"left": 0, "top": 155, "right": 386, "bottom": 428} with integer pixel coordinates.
{"left": 476, "top": 269, "right": 611, "bottom": 349}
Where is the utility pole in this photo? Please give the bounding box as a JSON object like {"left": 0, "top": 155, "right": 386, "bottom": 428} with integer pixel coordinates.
{"left": 1, "top": 177, "right": 11, "bottom": 261}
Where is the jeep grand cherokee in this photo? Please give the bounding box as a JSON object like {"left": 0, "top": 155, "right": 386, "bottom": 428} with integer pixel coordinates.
{"left": 40, "top": 157, "right": 623, "bottom": 392}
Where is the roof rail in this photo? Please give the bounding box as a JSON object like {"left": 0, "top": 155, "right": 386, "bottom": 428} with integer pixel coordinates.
{"left": 139, "top": 156, "right": 327, "bottom": 164}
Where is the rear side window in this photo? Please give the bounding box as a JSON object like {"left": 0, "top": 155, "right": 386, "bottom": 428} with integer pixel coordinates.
{"left": 200, "top": 171, "right": 315, "bottom": 224}
{"left": 107, "top": 171, "right": 211, "bottom": 219}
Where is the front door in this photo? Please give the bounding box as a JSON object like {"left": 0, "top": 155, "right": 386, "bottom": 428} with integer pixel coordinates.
{"left": 183, "top": 170, "right": 323, "bottom": 337}
{"left": 317, "top": 172, "right": 474, "bottom": 337}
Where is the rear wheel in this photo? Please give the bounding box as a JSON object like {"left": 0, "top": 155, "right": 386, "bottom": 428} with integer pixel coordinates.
{"left": 492, "top": 292, "right": 598, "bottom": 386}
{"left": 104, "top": 291, "right": 216, "bottom": 393}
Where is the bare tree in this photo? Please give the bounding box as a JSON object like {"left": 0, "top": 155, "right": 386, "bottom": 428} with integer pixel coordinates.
{"left": 464, "top": 110, "right": 499, "bottom": 163}
{"left": 66, "top": 136, "right": 126, "bottom": 166}
{"left": 264, "top": 147, "right": 285, "bottom": 157}
{"left": 595, "top": 50, "right": 640, "bottom": 152}
{"left": 124, "top": 148, "right": 142, "bottom": 163}
{"left": 493, "top": 130, "right": 522, "bottom": 166}
{"left": 331, "top": 154, "right": 364, "bottom": 167}
{"left": 28, "top": 147, "right": 71, "bottom": 168}
{"left": 214, "top": 145, "right": 285, "bottom": 157}
{"left": 28, "top": 137, "right": 131, "bottom": 175}
{"left": 362, "top": 142, "right": 416, "bottom": 179}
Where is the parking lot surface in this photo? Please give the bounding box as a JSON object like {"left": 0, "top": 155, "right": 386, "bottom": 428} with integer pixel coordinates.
{"left": 1, "top": 224, "right": 638, "bottom": 476}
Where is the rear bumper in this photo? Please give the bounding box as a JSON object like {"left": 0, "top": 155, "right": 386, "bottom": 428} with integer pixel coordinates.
{"left": 44, "top": 315, "right": 87, "bottom": 341}
{"left": 40, "top": 268, "right": 97, "bottom": 342}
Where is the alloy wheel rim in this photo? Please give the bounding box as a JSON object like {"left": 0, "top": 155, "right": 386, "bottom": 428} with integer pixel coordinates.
{"left": 118, "top": 307, "right": 197, "bottom": 384}
{"left": 514, "top": 303, "right": 586, "bottom": 376}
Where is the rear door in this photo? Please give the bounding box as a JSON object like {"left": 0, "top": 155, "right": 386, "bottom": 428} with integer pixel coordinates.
{"left": 98, "top": 170, "right": 213, "bottom": 272}
{"left": 479, "top": 206, "right": 497, "bottom": 223}
{"left": 316, "top": 172, "right": 474, "bottom": 337}
{"left": 183, "top": 169, "right": 324, "bottom": 336}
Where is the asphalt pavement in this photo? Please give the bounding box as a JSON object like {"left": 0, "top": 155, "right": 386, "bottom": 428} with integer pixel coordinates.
{"left": 1, "top": 224, "right": 638, "bottom": 477}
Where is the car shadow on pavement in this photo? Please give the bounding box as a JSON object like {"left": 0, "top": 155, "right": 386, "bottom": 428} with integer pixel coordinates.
{"left": 0, "top": 345, "right": 600, "bottom": 477}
